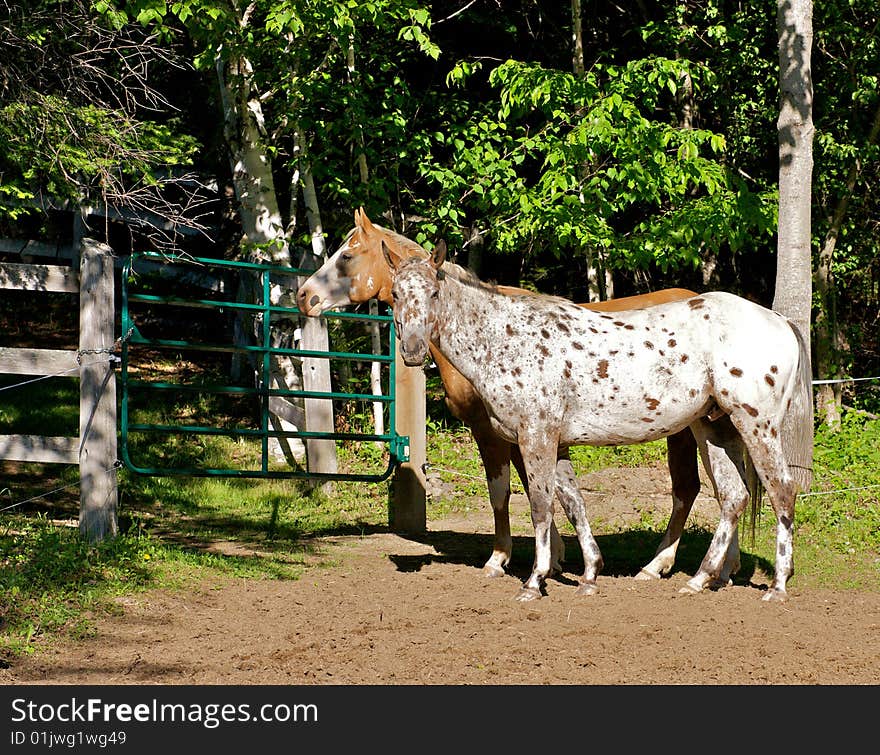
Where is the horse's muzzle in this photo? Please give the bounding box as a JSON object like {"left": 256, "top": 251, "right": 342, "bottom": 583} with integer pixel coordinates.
{"left": 296, "top": 287, "right": 322, "bottom": 317}
{"left": 399, "top": 338, "right": 428, "bottom": 366}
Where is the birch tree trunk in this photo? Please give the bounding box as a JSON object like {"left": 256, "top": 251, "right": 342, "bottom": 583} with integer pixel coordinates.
{"left": 774, "top": 0, "right": 814, "bottom": 340}
{"left": 774, "top": 0, "right": 815, "bottom": 489}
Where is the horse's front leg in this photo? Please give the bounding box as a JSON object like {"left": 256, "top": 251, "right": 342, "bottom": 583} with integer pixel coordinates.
{"left": 470, "top": 427, "right": 514, "bottom": 577}
{"left": 515, "top": 434, "right": 559, "bottom": 602}
{"left": 511, "top": 444, "right": 565, "bottom": 576}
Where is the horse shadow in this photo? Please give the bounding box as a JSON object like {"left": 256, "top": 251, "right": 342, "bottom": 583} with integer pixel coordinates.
{"left": 391, "top": 528, "right": 773, "bottom": 589}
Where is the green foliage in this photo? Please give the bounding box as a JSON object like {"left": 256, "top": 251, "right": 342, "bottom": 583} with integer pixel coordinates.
{"left": 0, "top": 96, "right": 198, "bottom": 213}
{"left": 413, "top": 56, "right": 775, "bottom": 273}
{"left": 0, "top": 1, "right": 203, "bottom": 230}
{"left": 112, "top": 0, "right": 439, "bottom": 219}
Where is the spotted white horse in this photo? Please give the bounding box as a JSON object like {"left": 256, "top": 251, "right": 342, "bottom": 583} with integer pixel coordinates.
{"left": 386, "top": 243, "right": 813, "bottom": 602}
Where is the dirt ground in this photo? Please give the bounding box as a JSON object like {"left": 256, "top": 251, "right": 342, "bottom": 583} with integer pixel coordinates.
{"left": 3, "top": 465, "right": 879, "bottom": 686}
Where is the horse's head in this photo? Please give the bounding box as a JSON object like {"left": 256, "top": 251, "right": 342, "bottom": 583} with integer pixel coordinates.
{"left": 297, "top": 207, "right": 426, "bottom": 316}
{"left": 386, "top": 240, "right": 447, "bottom": 367}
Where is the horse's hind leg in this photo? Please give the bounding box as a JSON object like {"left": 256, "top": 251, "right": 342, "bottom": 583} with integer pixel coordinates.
{"left": 682, "top": 419, "right": 751, "bottom": 594}
{"left": 636, "top": 429, "right": 701, "bottom": 580}
{"left": 554, "top": 455, "right": 603, "bottom": 595}
{"left": 731, "top": 427, "right": 797, "bottom": 602}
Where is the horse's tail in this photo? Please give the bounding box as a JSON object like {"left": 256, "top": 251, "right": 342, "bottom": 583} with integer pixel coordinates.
{"left": 783, "top": 320, "right": 814, "bottom": 494}
{"left": 744, "top": 452, "right": 763, "bottom": 547}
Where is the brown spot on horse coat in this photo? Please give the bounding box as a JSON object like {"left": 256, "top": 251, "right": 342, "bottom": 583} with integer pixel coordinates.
{"left": 730, "top": 367, "right": 743, "bottom": 377}
{"left": 688, "top": 298, "right": 706, "bottom": 309}
{"left": 765, "top": 374, "right": 776, "bottom": 387}
{"left": 742, "top": 403, "right": 759, "bottom": 417}
{"left": 645, "top": 397, "right": 660, "bottom": 411}
{"left": 597, "top": 359, "right": 609, "bottom": 379}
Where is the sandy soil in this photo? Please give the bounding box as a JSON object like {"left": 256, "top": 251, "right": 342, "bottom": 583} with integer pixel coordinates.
{"left": 3, "top": 465, "right": 879, "bottom": 686}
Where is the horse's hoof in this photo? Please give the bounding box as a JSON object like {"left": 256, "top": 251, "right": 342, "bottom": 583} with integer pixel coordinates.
{"left": 679, "top": 579, "right": 703, "bottom": 595}
{"left": 709, "top": 576, "right": 734, "bottom": 590}
{"left": 762, "top": 588, "right": 788, "bottom": 603}
{"left": 575, "top": 580, "right": 599, "bottom": 596}
{"left": 635, "top": 567, "right": 661, "bottom": 581}
{"left": 514, "top": 587, "right": 542, "bottom": 602}
{"left": 482, "top": 563, "right": 506, "bottom": 579}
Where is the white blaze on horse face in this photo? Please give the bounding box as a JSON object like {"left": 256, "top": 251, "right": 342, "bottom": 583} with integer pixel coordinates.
{"left": 297, "top": 233, "right": 357, "bottom": 315}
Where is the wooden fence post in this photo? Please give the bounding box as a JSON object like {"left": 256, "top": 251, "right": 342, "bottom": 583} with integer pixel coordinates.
{"left": 390, "top": 349, "right": 426, "bottom": 532}
{"left": 78, "top": 238, "right": 118, "bottom": 542}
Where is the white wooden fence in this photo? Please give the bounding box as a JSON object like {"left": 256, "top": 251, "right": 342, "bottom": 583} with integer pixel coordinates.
{"left": 0, "top": 238, "right": 118, "bottom": 542}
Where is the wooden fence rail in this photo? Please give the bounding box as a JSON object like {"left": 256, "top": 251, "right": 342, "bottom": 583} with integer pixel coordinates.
{"left": 0, "top": 238, "right": 118, "bottom": 541}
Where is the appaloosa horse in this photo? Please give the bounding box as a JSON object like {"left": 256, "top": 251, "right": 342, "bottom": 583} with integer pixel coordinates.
{"left": 387, "top": 244, "right": 813, "bottom": 602}
{"left": 297, "top": 208, "right": 739, "bottom": 583}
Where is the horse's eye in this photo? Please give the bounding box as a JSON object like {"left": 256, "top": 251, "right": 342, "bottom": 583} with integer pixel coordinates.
{"left": 340, "top": 253, "right": 352, "bottom": 263}
{"left": 391, "top": 290, "right": 398, "bottom": 300}
{"left": 431, "top": 290, "right": 439, "bottom": 299}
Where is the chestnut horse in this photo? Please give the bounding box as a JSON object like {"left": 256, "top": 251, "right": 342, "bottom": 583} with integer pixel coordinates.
{"left": 388, "top": 247, "right": 812, "bottom": 601}
{"left": 298, "top": 209, "right": 739, "bottom": 583}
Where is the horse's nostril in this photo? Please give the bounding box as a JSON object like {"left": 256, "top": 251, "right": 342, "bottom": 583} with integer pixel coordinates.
{"left": 309, "top": 294, "right": 320, "bottom": 308}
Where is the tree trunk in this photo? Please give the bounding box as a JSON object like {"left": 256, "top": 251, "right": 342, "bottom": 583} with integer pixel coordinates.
{"left": 572, "top": 0, "right": 612, "bottom": 301}
{"left": 814, "top": 101, "right": 880, "bottom": 429}
{"left": 774, "top": 0, "right": 815, "bottom": 491}
{"left": 215, "top": 54, "right": 288, "bottom": 262}
{"left": 571, "top": 0, "right": 585, "bottom": 77}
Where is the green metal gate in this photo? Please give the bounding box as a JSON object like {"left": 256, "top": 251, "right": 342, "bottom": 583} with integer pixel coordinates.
{"left": 120, "top": 251, "right": 409, "bottom": 481}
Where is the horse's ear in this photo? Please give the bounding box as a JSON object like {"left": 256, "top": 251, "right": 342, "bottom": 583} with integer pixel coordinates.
{"left": 381, "top": 240, "right": 401, "bottom": 271}
{"left": 354, "top": 207, "right": 361, "bottom": 226}
{"left": 359, "top": 207, "right": 375, "bottom": 234}
{"left": 431, "top": 240, "right": 447, "bottom": 269}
